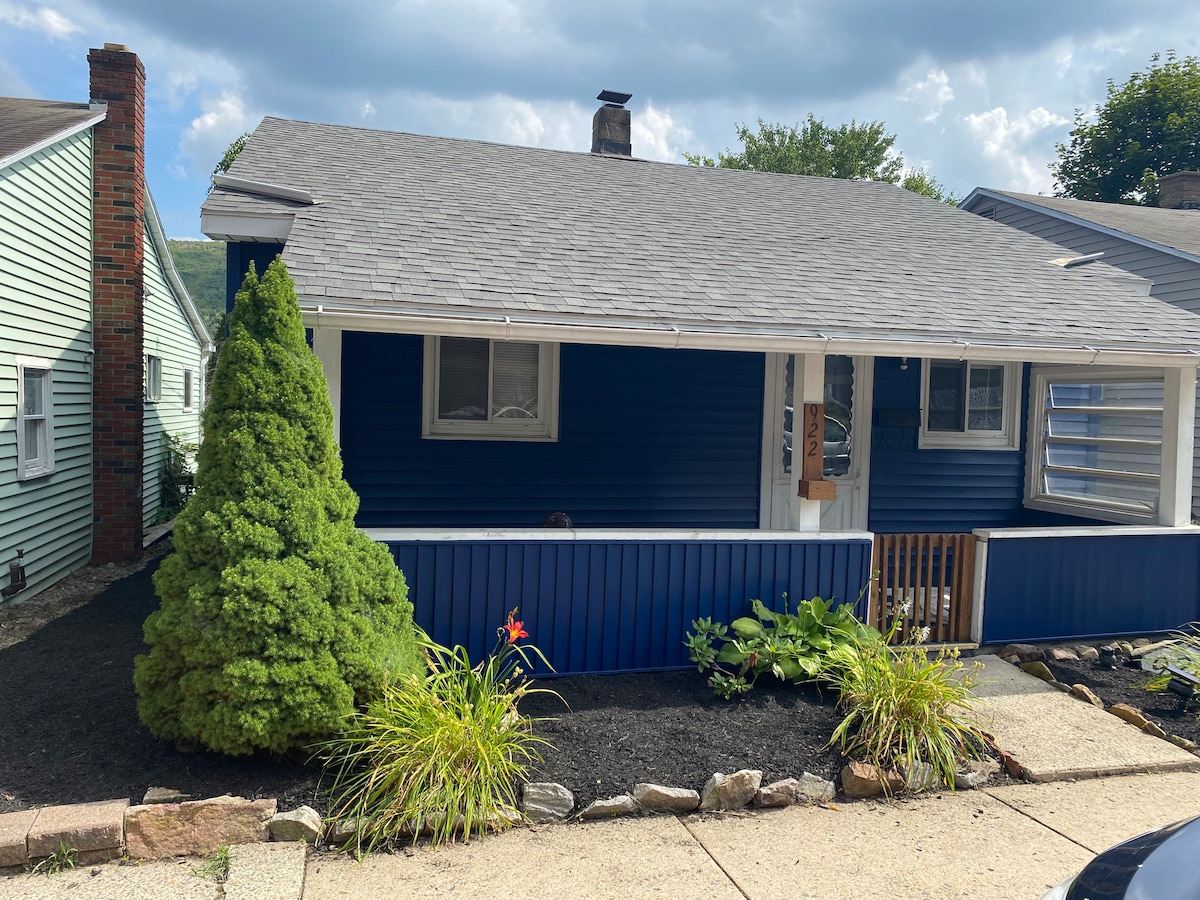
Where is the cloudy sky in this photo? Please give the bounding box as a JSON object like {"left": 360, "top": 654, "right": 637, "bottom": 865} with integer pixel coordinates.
{"left": 2, "top": 0, "right": 1197, "bottom": 238}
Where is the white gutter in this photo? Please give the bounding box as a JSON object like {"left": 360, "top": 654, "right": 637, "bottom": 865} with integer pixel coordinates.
{"left": 211, "top": 173, "right": 314, "bottom": 204}
{"left": 0, "top": 105, "right": 107, "bottom": 173}
{"left": 300, "top": 300, "right": 1200, "bottom": 368}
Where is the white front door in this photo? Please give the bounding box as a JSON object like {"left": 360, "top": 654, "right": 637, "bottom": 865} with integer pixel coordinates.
{"left": 760, "top": 354, "right": 873, "bottom": 531}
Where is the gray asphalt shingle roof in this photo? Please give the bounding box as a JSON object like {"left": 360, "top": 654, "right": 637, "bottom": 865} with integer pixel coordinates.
{"left": 986, "top": 190, "right": 1200, "bottom": 261}
{"left": 0, "top": 97, "right": 100, "bottom": 165}
{"left": 203, "top": 116, "right": 1200, "bottom": 354}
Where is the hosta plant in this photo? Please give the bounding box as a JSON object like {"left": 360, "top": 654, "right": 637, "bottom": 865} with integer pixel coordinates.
{"left": 685, "top": 595, "right": 879, "bottom": 698}
{"left": 319, "top": 610, "right": 561, "bottom": 852}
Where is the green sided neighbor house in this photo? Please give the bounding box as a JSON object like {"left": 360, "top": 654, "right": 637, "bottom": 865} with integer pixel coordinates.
{"left": 0, "top": 44, "right": 212, "bottom": 603}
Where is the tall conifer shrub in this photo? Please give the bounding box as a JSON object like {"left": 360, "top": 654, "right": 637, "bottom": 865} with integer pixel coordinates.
{"left": 135, "top": 258, "right": 421, "bottom": 756}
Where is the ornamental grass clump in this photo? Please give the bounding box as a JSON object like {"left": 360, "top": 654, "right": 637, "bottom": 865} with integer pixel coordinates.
{"left": 821, "top": 613, "right": 985, "bottom": 793}
{"left": 320, "top": 611, "right": 560, "bottom": 852}
{"left": 135, "top": 258, "right": 422, "bottom": 756}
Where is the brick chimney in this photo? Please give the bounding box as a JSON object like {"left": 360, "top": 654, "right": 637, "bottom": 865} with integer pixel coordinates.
{"left": 1159, "top": 171, "right": 1200, "bottom": 210}
{"left": 89, "top": 43, "right": 146, "bottom": 564}
{"left": 591, "top": 90, "right": 633, "bottom": 156}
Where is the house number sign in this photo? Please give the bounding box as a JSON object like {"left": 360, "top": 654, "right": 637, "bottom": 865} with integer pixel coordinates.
{"left": 798, "top": 402, "right": 836, "bottom": 501}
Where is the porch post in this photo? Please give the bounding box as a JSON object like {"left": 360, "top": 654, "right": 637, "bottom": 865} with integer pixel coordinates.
{"left": 791, "top": 352, "right": 825, "bottom": 531}
{"left": 311, "top": 326, "right": 343, "bottom": 445}
{"left": 1159, "top": 365, "right": 1197, "bottom": 526}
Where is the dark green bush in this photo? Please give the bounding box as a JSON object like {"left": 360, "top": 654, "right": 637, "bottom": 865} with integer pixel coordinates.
{"left": 135, "top": 258, "right": 421, "bottom": 756}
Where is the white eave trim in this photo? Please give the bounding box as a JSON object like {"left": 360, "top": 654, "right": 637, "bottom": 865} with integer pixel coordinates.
{"left": 299, "top": 298, "right": 1200, "bottom": 368}
{"left": 200, "top": 211, "right": 295, "bottom": 243}
{"left": 962, "top": 187, "right": 1200, "bottom": 269}
{"left": 0, "top": 108, "right": 107, "bottom": 173}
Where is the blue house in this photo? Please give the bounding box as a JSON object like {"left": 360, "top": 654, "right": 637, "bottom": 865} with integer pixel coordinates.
{"left": 201, "top": 101, "right": 1200, "bottom": 673}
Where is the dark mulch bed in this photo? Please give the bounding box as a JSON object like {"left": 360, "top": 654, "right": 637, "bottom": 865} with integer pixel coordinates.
{"left": 0, "top": 558, "right": 843, "bottom": 815}
{"left": 522, "top": 672, "right": 844, "bottom": 807}
{"left": 1045, "top": 654, "right": 1200, "bottom": 747}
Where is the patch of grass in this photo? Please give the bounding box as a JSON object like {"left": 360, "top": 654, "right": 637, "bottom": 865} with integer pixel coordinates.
{"left": 192, "top": 845, "right": 233, "bottom": 883}
{"left": 30, "top": 841, "right": 77, "bottom": 875}
{"left": 821, "top": 622, "right": 985, "bottom": 793}
{"left": 319, "top": 614, "right": 561, "bottom": 853}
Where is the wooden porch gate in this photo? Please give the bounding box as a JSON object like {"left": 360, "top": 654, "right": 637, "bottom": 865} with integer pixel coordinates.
{"left": 868, "top": 534, "right": 976, "bottom": 643}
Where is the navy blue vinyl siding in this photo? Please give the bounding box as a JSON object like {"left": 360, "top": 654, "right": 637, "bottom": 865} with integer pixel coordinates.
{"left": 981, "top": 533, "right": 1200, "bottom": 643}
{"left": 340, "top": 332, "right": 764, "bottom": 528}
{"left": 388, "top": 536, "right": 873, "bottom": 675}
{"left": 225, "top": 242, "right": 285, "bottom": 313}
{"left": 868, "top": 357, "right": 1094, "bottom": 533}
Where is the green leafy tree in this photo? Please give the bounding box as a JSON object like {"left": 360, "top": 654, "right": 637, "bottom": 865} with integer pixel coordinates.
{"left": 1052, "top": 51, "right": 1200, "bottom": 205}
{"left": 209, "top": 132, "right": 250, "bottom": 193}
{"left": 135, "top": 257, "right": 421, "bottom": 756}
{"left": 686, "top": 116, "right": 957, "bottom": 203}
{"left": 900, "top": 168, "right": 960, "bottom": 205}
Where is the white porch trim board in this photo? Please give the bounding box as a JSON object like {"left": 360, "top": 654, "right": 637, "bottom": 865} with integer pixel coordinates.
{"left": 1161, "top": 366, "right": 1197, "bottom": 526}
{"left": 312, "top": 325, "right": 342, "bottom": 444}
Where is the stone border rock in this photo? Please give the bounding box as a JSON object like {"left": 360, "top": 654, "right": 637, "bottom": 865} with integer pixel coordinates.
{"left": 0, "top": 795, "right": 329, "bottom": 870}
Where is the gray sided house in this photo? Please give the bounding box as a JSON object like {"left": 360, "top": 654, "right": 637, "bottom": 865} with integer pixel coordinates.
{"left": 0, "top": 45, "right": 211, "bottom": 604}
{"left": 961, "top": 178, "right": 1200, "bottom": 515}
{"left": 203, "top": 104, "right": 1200, "bottom": 673}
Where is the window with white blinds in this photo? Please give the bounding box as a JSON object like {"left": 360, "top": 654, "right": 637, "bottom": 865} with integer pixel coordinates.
{"left": 423, "top": 336, "right": 558, "bottom": 440}
{"left": 17, "top": 359, "right": 54, "bottom": 479}
{"left": 1025, "top": 366, "right": 1165, "bottom": 523}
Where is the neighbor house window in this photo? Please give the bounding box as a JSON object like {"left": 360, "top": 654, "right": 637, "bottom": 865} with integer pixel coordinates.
{"left": 1025, "top": 366, "right": 1164, "bottom": 523}
{"left": 16, "top": 359, "right": 53, "bottom": 479}
{"left": 919, "top": 360, "right": 1020, "bottom": 450}
{"left": 183, "top": 368, "right": 195, "bottom": 411}
{"left": 145, "top": 355, "right": 162, "bottom": 402}
{"left": 422, "top": 336, "right": 559, "bottom": 441}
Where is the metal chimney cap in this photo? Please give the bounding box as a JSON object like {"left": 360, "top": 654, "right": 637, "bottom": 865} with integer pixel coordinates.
{"left": 597, "top": 89, "right": 633, "bottom": 108}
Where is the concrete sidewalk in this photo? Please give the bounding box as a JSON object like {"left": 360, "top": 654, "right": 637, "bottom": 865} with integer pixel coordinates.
{"left": 971, "top": 654, "right": 1200, "bottom": 781}
{"left": 302, "top": 771, "right": 1200, "bottom": 900}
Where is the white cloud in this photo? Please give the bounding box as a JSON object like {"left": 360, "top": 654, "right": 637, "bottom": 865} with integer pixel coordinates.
{"left": 632, "top": 102, "right": 693, "bottom": 163}
{"left": 964, "top": 106, "right": 1069, "bottom": 193}
{"left": 0, "top": 2, "right": 80, "bottom": 38}
{"left": 903, "top": 68, "right": 954, "bottom": 123}
{"left": 361, "top": 100, "right": 375, "bottom": 118}
{"left": 176, "top": 91, "right": 258, "bottom": 179}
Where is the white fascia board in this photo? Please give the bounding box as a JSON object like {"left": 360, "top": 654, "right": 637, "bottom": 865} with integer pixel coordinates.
{"left": 973, "top": 524, "right": 1200, "bottom": 541}
{"left": 299, "top": 298, "right": 1200, "bottom": 368}
{"left": 200, "top": 211, "right": 294, "bottom": 243}
{"left": 0, "top": 110, "right": 107, "bottom": 172}
{"left": 963, "top": 188, "right": 1200, "bottom": 269}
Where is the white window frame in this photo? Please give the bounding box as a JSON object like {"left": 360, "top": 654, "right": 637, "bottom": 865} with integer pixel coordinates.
{"left": 918, "top": 359, "right": 1021, "bottom": 450}
{"left": 421, "top": 335, "right": 560, "bottom": 441}
{"left": 145, "top": 354, "right": 162, "bottom": 403}
{"left": 16, "top": 357, "right": 54, "bottom": 480}
{"left": 1024, "top": 365, "right": 1165, "bottom": 524}
{"left": 182, "top": 368, "right": 195, "bottom": 412}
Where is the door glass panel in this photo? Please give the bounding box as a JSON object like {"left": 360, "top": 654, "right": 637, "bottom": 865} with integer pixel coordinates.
{"left": 782, "top": 355, "right": 854, "bottom": 476}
